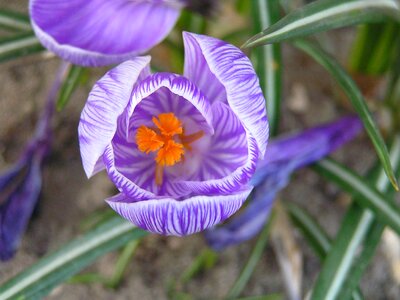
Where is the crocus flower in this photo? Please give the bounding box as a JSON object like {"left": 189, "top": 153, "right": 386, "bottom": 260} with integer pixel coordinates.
{"left": 206, "top": 116, "right": 363, "bottom": 250}
{"left": 78, "top": 32, "right": 268, "bottom": 236}
{"left": 0, "top": 63, "right": 68, "bottom": 260}
{"left": 30, "top": 0, "right": 215, "bottom": 67}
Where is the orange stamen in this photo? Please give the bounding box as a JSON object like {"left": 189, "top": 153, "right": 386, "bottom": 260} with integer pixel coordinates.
{"left": 136, "top": 126, "right": 164, "bottom": 154}
{"left": 156, "top": 140, "right": 184, "bottom": 166}
{"left": 152, "top": 113, "right": 183, "bottom": 136}
{"left": 155, "top": 164, "right": 164, "bottom": 186}
{"left": 135, "top": 112, "right": 204, "bottom": 186}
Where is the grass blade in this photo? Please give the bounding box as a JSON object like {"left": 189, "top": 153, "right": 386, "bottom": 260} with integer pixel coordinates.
{"left": 56, "top": 65, "right": 85, "bottom": 111}
{"left": 251, "top": 0, "right": 282, "bottom": 136}
{"left": 0, "top": 32, "right": 45, "bottom": 63}
{"left": 0, "top": 10, "right": 31, "bottom": 31}
{"left": 294, "top": 39, "right": 398, "bottom": 190}
{"left": 286, "top": 202, "right": 364, "bottom": 300}
{"left": 314, "top": 158, "right": 400, "bottom": 235}
{"left": 0, "top": 216, "right": 147, "bottom": 300}
{"left": 286, "top": 202, "right": 331, "bottom": 260}
{"left": 243, "top": 0, "right": 400, "bottom": 48}
{"left": 337, "top": 136, "right": 400, "bottom": 299}
{"left": 226, "top": 212, "right": 275, "bottom": 299}
{"left": 310, "top": 136, "right": 400, "bottom": 300}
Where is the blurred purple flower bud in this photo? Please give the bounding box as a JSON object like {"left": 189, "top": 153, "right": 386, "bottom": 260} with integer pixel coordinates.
{"left": 206, "top": 116, "right": 363, "bottom": 250}
{"left": 0, "top": 63, "right": 68, "bottom": 260}
{"left": 29, "top": 0, "right": 216, "bottom": 67}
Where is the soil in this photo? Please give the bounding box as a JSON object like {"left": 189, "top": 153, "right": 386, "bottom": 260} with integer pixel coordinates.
{"left": 0, "top": 1, "right": 399, "bottom": 300}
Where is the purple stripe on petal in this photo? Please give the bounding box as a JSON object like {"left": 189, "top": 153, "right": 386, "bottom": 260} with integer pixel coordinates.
{"left": 182, "top": 32, "right": 269, "bottom": 157}
{"left": 30, "top": 0, "right": 181, "bottom": 66}
{"left": 174, "top": 102, "right": 258, "bottom": 195}
{"left": 106, "top": 187, "right": 252, "bottom": 236}
{"left": 126, "top": 73, "right": 214, "bottom": 135}
{"left": 206, "top": 116, "right": 363, "bottom": 249}
{"left": 78, "top": 58, "right": 150, "bottom": 178}
{"left": 103, "top": 144, "right": 156, "bottom": 200}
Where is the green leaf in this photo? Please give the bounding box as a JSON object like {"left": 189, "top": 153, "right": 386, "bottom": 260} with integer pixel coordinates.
{"left": 314, "top": 158, "right": 400, "bottom": 235}
{"left": 310, "top": 136, "right": 400, "bottom": 300}
{"left": 251, "top": 0, "right": 282, "bottom": 137}
{"left": 337, "top": 136, "right": 400, "bottom": 299}
{"left": 0, "top": 10, "right": 31, "bottom": 32}
{"left": 286, "top": 202, "right": 364, "bottom": 300}
{"left": 0, "top": 32, "right": 45, "bottom": 63}
{"left": 56, "top": 65, "right": 85, "bottom": 111}
{"left": 0, "top": 217, "right": 148, "bottom": 300}
{"left": 226, "top": 212, "right": 275, "bottom": 300}
{"left": 286, "top": 202, "right": 331, "bottom": 260}
{"left": 243, "top": 0, "right": 400, "bottom": 48}
{"left": 294, "top": 38, "right": 398, "bottom": 190}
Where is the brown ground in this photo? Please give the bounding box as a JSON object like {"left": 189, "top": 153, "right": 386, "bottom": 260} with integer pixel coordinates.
{"left": 0, "top": 1, "right": 399, "bottom": 299}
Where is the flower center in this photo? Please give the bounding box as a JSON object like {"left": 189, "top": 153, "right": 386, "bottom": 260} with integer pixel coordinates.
{"left": 135, "top": 112, "right": 204, "bottom": 185}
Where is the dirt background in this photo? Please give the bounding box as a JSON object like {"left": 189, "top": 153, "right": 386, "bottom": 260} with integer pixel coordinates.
{"left": 0, "top": 1, "right": 399, "bottom": 299}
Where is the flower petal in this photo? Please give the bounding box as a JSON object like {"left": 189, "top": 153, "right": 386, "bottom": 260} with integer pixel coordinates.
{"left": 206, "top": 116, "right": 363, "bottom": 249}
{"left": 183, "top": 32, "right": 268, "bottom": 157}
{"left": 0, "top": 157, "right": 42, "bottom": 260}
{"left": 106, "top": 187, "right": 253, "bottom": 236}
{"left": 30, "top": 0, "right": 181, "bottom": 66}
{"left": 78, "top": 57, "right": 151, "bottom": 178}
{"left": 174, "top": 102, "right": 259, "bottom": 195}
{"left": 126, "top": 73, "right": 214, "bottom": 136}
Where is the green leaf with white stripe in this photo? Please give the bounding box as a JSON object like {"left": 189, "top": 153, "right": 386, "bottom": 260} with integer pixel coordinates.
{"left": 0, "top": 32, "right": 45, "bottom": 63}
{"left": 0, "top": 216, "right": 147, "bottom": 300}
{"left": 314, "top": 158, "right": 400, "bottom": 236}
{"left": 294, "top": 39, "right": 398, "bottom": 190}
{"left": 0, "top": 10, "right": 31, "bottom": 32}
{"left": 251, "top": 0, "right": 282, "bottom": 137}
{"left": 243, "top": 0, "right": 400, "bottom": 48}
{"left": 310, "top": 136, "right": 400, "bottom": 300}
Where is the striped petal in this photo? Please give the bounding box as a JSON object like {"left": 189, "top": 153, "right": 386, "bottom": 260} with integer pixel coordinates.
{"left": 106, "top": 187, "right": 252, "bottom": 236}
{"left": 174, "top": 102, "right": 258, "bottom": 195}
{"left": 78, "top": 57, "right": 151, "bottom": 178}
{"left": 30, "top": 0, "right": 181, "bottom": 66}
{"left": 183, "top": 32, "right": 269, "bottom": 157}
{"left": 107, "top": 73, "right": 214, "bottom": 197}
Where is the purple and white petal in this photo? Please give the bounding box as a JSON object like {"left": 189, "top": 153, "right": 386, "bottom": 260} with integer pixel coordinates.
{"left": 126, "top": 73, "right": 214, "bottom": 136}
{"left": 106, "top": 187, "right": 253, "bottom": 236}
{"left": 182, "top": 32, "right": 268, "bottom": 156}
{"left": 174, "top": 102, "right": 258, "bottom": 195}
{"left": 206, "top": 116, "right": 363, "bottom": 249}
{"left": 30, "top": 0, "right": 181, "bottom": 66}
{"left": 78, "top": 58, "right": 151, "bottom": 178}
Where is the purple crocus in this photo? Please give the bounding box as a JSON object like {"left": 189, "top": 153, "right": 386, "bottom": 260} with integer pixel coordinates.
{"left": 0, "top": 63, "right": 68, "bottom": 260}
{"left": 78, "top": 32, "right": 268, "bottom": 236}
{"left": 206, "top": 116, "right": 363, "bottom": 250}
{"left": 29, "top": 0, "right": 214, "bottom": 67}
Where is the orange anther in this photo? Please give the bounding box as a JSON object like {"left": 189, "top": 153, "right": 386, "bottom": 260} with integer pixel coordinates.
{"left": 152, "top": 113, "right": 183, "bottom": 136}
{"left": 136, "top": 126, "right": 164, "bottom": 154}
{"left": 155, "top": 140, "right": 184, "bottom": 166}
{"left": 135, "top": 112, "right": 204, "bottom": 186}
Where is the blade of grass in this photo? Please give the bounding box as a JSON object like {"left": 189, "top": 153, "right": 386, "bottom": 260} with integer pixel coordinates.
{"left": 314, "top": 158, "right": 400, "bottom": 235}
{"left": 56, "top": 65, "right": 85, "bottom": 111}
{"left": 243, "top": 0, "right": 400, "bottom": 48}
{"left": 0, "top": 10, "right": 31, "bottom": 32}
{"left": 294, "top": 38, "right": 398, "bottom": 190}
{"left": 311, "top": 137, "right": 400, "bottom": 300}
{"left": 0, "top": 32, "right": 45, "bottom": 63}
{"left": 226, "top": 212, "right": 275, "bottom": 300}
{"left": 286, "top": 202, "right": 331, "bottom": 260}
{"left": 0, "top": 216, "right": 148, "bottom": 300}
{"left": 286, "top": 202, "right": 364, "bottom": 300}
{"left": 251, "top": 0, "right": 282, "bottom": 136}
{"left": 337, "top": 135, "right": 400, "bottom": 299}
